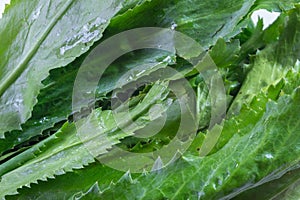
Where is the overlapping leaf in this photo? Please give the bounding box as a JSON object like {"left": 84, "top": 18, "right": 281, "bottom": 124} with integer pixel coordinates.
{"left": 229, "top": 6, "right": 300, "bottom": 115}
{"left": 0, "top": 82, "right": 171, "bottom": 197}
{"left": 0, "top": 0, "right": 148, "bottom": 137}
{"left": 0, "top": 50, "right": 174, "bottom": 155}
{"left": 87, "top": 6, "right": 300, "bottom": 199}
{"left": 1, "top": 0, "right": 300, "bottom": 199}
{"left": 0, "top": 0, "right": 261, "bottom": 154}
{"left": 99, "top": 78, "right": 300, "bottom": 200}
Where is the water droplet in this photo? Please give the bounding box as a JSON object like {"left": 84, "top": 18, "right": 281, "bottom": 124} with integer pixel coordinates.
{"left": 94, "top": 17, "right": 107, "bottom": 26}
{"left": 12, "top": 98, "right": 22, "bottom": 108}
{"left": 135, "top": 69, "right": 146, "bottom": 77}
{"left": 58, "top": 17, "right": 107, "bottom": 57}
{"left": 265, "top": 153, "right": 273, "bottom": 159}
{"left": 198, "top": 191, "right": 205, "bottom": 199}
{"left": 39, "top": 117, "right": 49, "bottom": 124}
{"left": 162, "top": 55, "right": 173, "bottom": 63}
{"left": 171, "top": 22, "right": 177, "bottom": 30}
{"left": 21, "top": 168, "right": 33, "bottom": 176}
{"left": 218, "top": 178, "right": 223, "bottom": 185}
{"left": 127, "top": 75, "right": 133, "bottom": 82}
{"left": 32, "top": 6, "right": 41, "bottom": 20}
{"left": 55, "top": 169, "right": 65, "bottom": 175}
{"left": 60, "top": 46, "right": 66, "bottom": 55}
{"left": 83, "top": 25, "right": 89, "bottom": 31}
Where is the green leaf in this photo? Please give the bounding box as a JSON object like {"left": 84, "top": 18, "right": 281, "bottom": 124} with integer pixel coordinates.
{"left": 194, "top": 61, "right": 299, "bottom": 156}
{"left": 2, "top": 0, "right": 300, "bottom": 199}
{"left": 206, "top": 7, "right": 300, "bottom": 154}
{"left": 229, "top": 6, "right": 300, "bottom": 115}
{"left": 107, "top": 0, "right": 259, "bottom": 49}
{"left": 6, "top": 162, "right": 124, "bottom": 200}
{"left": 0, "top": 82, "right": 171, "bottom": 198}
{"left": 0, "top": 0, "right": 264, "bottom": 148}
{"left": 0, "top": 50, "right": 173, "bottom": 155}
{"left": 99, "top": 87, "right": 300, "bottom": 200}
{"left": 275, "top": 179, "right": 300, "bottom": 200}
{"left": 233, "top": 165, "right": 300, "bottom": 199}
{"left": 252, "top": 0, "right": 300, "bottom": 12}
{"left": 95, "top": 7, "right": 300, "bottom": 198}
{"left": 0, "top": 0, "right": 144, "bottom": 137}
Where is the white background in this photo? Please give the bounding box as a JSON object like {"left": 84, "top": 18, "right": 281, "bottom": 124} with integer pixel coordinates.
{"left": 0, "top": 0, "right": 10, "bottom": 18}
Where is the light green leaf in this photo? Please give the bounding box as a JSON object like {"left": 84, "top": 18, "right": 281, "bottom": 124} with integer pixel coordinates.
{"left": 95, "top": 7, "right": 300, "bottom": 199}
{"left": 0, "top": 82, "right": 171, "bottom": 198}
{"left": 5, "top": 162, "right": 123, "bottom": 200}
{"left": 99, "top": 87, "right": 300, "bottom": 200}
{"left": 229, "top": 7, "right": 300, "bottom": 115}
{"left": 0, "top": 50, "right": 173, "bottom": 155}
{"left": 0, "top": 0, "right": 264, "bottom": 146}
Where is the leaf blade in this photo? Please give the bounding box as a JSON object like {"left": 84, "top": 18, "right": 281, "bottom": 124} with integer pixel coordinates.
{"left": 0, "top": 0, "right": 133, "bottom": 136}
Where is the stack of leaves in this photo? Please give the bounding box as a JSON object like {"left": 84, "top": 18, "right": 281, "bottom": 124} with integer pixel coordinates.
{"left": 0, "top": 0, "right": 300, "bottom": 199}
